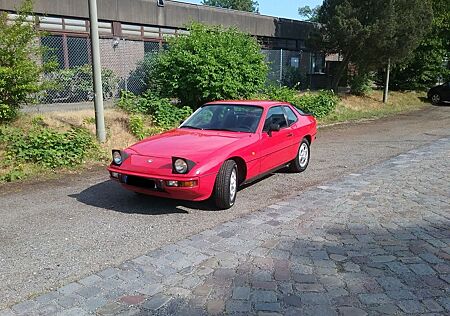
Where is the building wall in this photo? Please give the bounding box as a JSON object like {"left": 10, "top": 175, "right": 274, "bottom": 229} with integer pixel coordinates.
{"left": 99, "top": 39, "right": 144, "bottom": 79}
{"left": 0, "top": 0, "right": 315, "bottom": 46}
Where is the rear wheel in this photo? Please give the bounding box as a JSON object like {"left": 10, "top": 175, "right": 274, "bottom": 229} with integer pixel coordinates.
{"left": 431, "top": 93, "right": 442, "bottom": 105}
{"left": 213, "top": 160, "right": 238, "bottom": 209}
{"left": 289, "top": 138, "right": 310, "bottom": 173}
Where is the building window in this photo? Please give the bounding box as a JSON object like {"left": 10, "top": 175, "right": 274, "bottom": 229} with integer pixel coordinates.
{"left": 67, "top": 37, "right": 89, "bottom": 67}
{"left": 312, "top": 53, "right": 325, "bottom": 74}
{"left": 41, "top": 35, "right": 65, "bottom": 69}
{"left": 144, "top": 41, "right": 160, "bottom": 54}
{"left": 41, "top": 35, "right": 90, "bottom": 69}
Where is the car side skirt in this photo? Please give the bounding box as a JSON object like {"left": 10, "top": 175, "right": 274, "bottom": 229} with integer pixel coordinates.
{"left": 241, "top": 163, "right": 290, "bottom": 187}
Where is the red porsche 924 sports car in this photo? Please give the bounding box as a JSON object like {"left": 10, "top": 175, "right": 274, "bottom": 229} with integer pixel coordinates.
{"left": 108, "top": 101, "right": 317, "bottom": 209}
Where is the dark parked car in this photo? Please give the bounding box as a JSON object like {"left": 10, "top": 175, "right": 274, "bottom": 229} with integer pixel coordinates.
{"left": 428, "top": 82, "right": 450, "bottom": 104}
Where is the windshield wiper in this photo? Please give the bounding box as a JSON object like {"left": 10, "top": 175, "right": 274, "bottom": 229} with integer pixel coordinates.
{"left": 179, "top": 125, "right": 203, "bottom": 130}
{"left": 204, "top": 128, "right": 238, "bottom": 132}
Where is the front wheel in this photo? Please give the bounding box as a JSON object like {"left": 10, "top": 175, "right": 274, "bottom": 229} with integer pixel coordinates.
{"left": 289, "top": 138, "right": 310, "bottom": 173}
{"left": 213, "top": 160, "right": 238, "bottom": 210}
{"left": 431, "top": 93, "right": 442, "bottom": 105}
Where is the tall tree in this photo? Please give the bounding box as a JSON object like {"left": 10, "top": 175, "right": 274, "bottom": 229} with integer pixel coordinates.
{"left": 387, "top": 0, "right": 450, "bottom": 90}
{"left": 298, "top": 5, "right": 320, "bottom": 22}
{"left": 202, "top": 0, "right": 259, "bottom": 12}
{"left": 315, "top": 0, "right": 433, "bottom": 92}
{"left": 0, "top": 0, "right": 55, "bottom": 122}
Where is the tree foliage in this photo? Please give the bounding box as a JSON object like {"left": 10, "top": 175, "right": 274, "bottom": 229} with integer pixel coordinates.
{"left": 202, "top": 0, "right": 258, "bottom": 12}
{"left": 0, "top": 0, "right": 55, "bottom": 123}
{"left": 298, "top": 5, "right": 320, "bottom": 22}
{"left": 154, "top": 23, "right": 268, "bottom": 108}
{"left": 316, "top": 0, "right": 433, "bottom": 91}
{"left": 387, "top": 0, "right": 450, "bottom": 90}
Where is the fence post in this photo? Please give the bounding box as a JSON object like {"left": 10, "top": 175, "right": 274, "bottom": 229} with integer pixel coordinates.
{"left": 88, "top": 0, "right": 106, "bottom": 143}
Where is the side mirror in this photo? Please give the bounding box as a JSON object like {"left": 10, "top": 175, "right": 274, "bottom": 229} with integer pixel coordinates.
{"left": 269, "top": 123, "right": 280, "bottom": 132}
{"left": 267, "top": 123, "right": 280, "bottom": 136}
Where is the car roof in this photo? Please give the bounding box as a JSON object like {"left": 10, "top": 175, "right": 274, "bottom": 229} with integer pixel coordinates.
{"left": 204, "top": 100, "right": 291, "bottom": 109}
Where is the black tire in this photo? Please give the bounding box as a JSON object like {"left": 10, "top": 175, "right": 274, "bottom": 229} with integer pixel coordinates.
{"left": 213, "top": 160, "right": 238, "bottom": 210}
{"left": 430, "top": 93, "right": 442, "bottom": 105}
{"left": 289, "top": 138, "right": 310, "bottom": 173}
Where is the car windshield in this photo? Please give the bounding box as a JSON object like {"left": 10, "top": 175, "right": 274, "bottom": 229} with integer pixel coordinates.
{"left": 180, "top": 104, "right": 263, "bottom": 133}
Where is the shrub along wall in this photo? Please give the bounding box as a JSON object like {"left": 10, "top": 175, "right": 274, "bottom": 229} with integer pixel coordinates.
{"left": 254, "top": 86, "right": 339, "bottom": 119}
{"left": 0, "top": 120, "right": 101, "bottom": 181}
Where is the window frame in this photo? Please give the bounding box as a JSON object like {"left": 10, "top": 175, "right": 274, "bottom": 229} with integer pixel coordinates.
{"left": 263, "top": 105, "right": 289, "bottom": 132}
{"left": 282, "top": 105, "right": 298, "bottom": 127}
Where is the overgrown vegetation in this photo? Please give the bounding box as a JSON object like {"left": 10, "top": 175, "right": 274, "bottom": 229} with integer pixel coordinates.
{"left": 350, "top": 73, "right": 373, "bottom": 96}
{"left": 254, "top": 86, "right": 339, "bottom": 119}
{"left": 41, "top": 65, "right": 118, "bottom": 103}
{"left": 315, "top": 0, "right": 433, "bottom": 92}
{"left": 118, "top": 91, "right": 192, "bottom": 138}
{"left": 153, "top": 22, "right": 268, "bottom": 108}
{"left": 0, "top": 121, "right": 100, "bottom": 181}
{"left": 321, "top": 90, "right": 428, "bottom": 124}
{"left": 128, "top": 114, "right": 165, "bottom": 140}
{"left": 387, "top": 0, "right": 450, "bottom": 90}
{"left": 0, "top": 0, "right": 55, "bottom": 123}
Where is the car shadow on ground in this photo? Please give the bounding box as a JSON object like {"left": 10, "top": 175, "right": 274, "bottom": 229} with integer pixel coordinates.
{"left": 69, "top": 180, "right": 218, "bottom": 215}
{"left": 70, "top": 171, "right": 280, "bottom": 215}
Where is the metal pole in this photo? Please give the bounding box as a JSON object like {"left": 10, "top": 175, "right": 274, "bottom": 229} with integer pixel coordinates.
{"left": 88, "top": 0, "right": 106, "bottom": 142}
{"left": 279, "top": 49, "right": 283, "bottom": 87}
{"left": 383, "top": 57, "right": 391, "bottom": 104}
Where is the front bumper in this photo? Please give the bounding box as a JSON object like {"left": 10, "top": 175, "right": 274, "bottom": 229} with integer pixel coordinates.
{"left": 107, "top": 166, "right": 217, "bottom": 201}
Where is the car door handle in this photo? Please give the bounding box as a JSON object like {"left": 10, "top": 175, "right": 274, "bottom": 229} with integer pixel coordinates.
{"left": 287, "top": 133, "right": 294, "bottom": 137}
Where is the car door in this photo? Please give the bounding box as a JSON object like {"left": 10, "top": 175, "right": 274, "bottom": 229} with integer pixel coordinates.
{"left": 443, "top": 82, "right": 450, "bottom": 101}
{"left": 259, "top": 106, "right": 295, "bottom": 173}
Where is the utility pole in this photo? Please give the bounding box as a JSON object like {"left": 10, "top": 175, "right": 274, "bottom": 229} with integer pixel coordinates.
{"left": 279, "top": 49, "right": 283, "bottom": 87}
{"left": 88, "top": 0, "right": 106, "bottom": 142}
{"left": 383, "top": 58, "right": 391, "bottom": 104}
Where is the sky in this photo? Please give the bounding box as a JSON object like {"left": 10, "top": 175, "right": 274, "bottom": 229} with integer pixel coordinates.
{"left": 177, "top": 0, "right": 324, "bottom": 20}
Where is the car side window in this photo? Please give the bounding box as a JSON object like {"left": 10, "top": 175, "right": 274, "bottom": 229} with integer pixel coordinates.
{"left": 283, "top": 106, "right": 298, "bottom": 126}
{"left": 263, "top": 106, "right": 288, "bottom": 131}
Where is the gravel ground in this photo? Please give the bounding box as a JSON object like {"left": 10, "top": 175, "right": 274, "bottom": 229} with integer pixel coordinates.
{"left": 1, "top": 105, "right": 450, "bottom": 309}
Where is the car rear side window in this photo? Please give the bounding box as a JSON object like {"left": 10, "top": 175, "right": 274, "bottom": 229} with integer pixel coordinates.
{"left": 283, "top": 106, "right": 298, "bottom": 126}
{"left": 264, "top": 106, "right": 288, "bottom": 131}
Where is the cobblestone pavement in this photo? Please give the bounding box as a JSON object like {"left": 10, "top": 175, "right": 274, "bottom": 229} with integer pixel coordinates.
{"left": 2, "top": 137, "right": 450, "bottom": 316}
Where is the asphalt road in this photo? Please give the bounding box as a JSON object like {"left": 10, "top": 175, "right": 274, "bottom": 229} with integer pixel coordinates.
{"left": 1, "top": 104, "right": 450, "bottom": 308}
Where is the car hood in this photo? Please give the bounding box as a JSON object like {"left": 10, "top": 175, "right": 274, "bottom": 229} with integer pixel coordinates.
{"left": 128, "top": 129, "right": 248, "bottom": 161}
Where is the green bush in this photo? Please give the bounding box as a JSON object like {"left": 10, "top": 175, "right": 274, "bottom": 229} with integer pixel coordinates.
{"left": 0, "top": 0, "right": 56, "bottom": 123}
{"left": 296, "top": 90, "right": 339, "bottom": 118}
{"left": 118, "top": 91, "right": 154, "bottom": 114}
{"left": 128, "top": 114, "right": 165, "bottom": 140}
{"left": 0, "top": 125, "right": 98, "bottom": 168}
{"left": 118, "top": 91, "right": 192, "bottom": 129}
{"left": 0, "top": 165, "right": 26, "bottom": 182}
{"left": 282, "top": 66, "right": 307, "bottom": 89}
{"left": 350, "top": 73, "right": 373, "bottom": 96}
{"left": 254, "top": 86, "right": 339, "bottom": 119}
{"left": 154, "top": 22, "right": 268, "bottom": 108}
{"left": 127, "top": 53, "right": 160, "bottom": 95}
{"left": 42, "top": 65, "right": 118, "bottom": 103}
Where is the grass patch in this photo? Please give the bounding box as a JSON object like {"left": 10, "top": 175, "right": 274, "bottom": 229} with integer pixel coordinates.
{"left": 0, "top": 109, "right": 140, "bottom": 183}
{"left": 319, "top": 90, "right": 428, "bottom": 125}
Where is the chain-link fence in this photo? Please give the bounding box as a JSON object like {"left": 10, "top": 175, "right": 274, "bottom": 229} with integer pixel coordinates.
{"left": 37, "top": 34, "right": 328, "bottom": 106}
{"left": 262, "top": 49, "right": 322, "bottom": 89}
{"left": 39, "top": 35, "right": 161, "bottom": 105}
